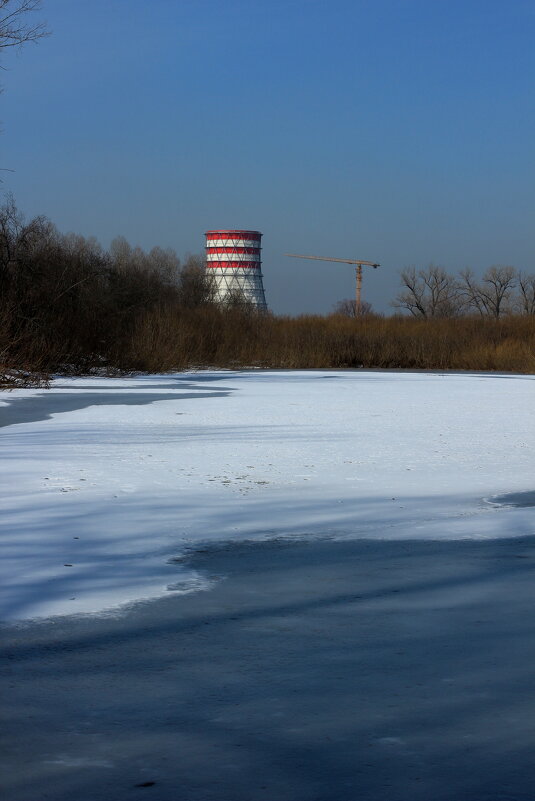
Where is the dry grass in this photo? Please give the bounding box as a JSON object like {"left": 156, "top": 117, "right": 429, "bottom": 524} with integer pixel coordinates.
{"left": 3, "top": 300, "right": 535, "bottom": 385}
{"left": 117, "top": 306, "right": 535, "bottom": 374}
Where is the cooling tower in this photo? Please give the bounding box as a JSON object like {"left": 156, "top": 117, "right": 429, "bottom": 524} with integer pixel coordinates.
{"left": 205, "top": 230, "right": 267, "bottom": 310}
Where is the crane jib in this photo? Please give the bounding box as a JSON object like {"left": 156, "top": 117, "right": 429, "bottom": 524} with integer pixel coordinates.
{"left": 285, "top": 253, "right": 380, "bottom": 314}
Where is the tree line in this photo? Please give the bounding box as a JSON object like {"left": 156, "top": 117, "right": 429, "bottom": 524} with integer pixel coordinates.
{"left": 1, "top": 198, "right": 535, "bottom": 386}
{"left": 392, "top": 265, "right": 535, "bottom": 319}
{"left": 0, "top": 197, "right": 214, "bottom": 385}
{"left": 335, "top": 265, "right": 535, "bottom": 320}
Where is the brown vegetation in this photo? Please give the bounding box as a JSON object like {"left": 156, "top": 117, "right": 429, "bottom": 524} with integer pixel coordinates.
{"left": 124, "top": 309, "right": 535, "bottom": 374}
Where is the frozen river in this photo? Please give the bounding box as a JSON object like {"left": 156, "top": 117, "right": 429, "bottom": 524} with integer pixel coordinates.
{"left": 1, "top": 369, "right": 535, "bottom": 621}
{"left": 1, "top": 370, "right": 535, "bottom": 799}
{"left": 4, "top": 534, "right": 535, "bottom": 800}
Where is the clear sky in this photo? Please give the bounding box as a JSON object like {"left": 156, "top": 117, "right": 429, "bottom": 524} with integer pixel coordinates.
{"left": 2, "top": 0, "right": 534, "bottom": 314}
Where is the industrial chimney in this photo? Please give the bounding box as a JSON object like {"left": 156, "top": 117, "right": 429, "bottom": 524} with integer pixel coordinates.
{"left": 205, "top": 230, "right": 267, "bottom": 310}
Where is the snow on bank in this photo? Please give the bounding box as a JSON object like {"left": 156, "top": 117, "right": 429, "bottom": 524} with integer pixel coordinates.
{"left": 1, "top": 370, "right": 534, "bottom": 621}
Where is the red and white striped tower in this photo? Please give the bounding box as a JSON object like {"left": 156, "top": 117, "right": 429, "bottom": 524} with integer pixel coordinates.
{"left": 205, "top": 230, "right": 267, "bottom": 310}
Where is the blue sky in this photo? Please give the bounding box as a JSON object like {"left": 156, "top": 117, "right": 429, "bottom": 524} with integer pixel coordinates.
{"left": 2, "top": 0, "right": 534, "bottom": 314}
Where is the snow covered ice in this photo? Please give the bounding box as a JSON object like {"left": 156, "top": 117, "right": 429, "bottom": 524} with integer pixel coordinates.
{"left": 1, "top": 369, "right": 535, "bottom": 622}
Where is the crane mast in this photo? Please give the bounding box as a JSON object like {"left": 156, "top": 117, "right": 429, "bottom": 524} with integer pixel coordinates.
{"left": 285, "top": 253, "right": 380, "bottom": 316}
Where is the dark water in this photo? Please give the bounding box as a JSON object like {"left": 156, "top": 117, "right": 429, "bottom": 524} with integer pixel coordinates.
{"left": 489, "top": 491, "right": 535, "bottom": 508}
{"left": 0, "top": 388, "right": 232, "bottom": 428}
{"left": 4, "top": 535, "right": 535, "bottom": 801}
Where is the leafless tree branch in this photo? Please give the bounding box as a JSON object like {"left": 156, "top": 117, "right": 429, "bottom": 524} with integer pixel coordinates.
{"left": 392, "top": 265, "right": 463, "bottom": 318}
{"left": 0, "top": 1, "right": 48, "bottom": 53}
{"left": 333, "top": 298, "right": 373, "bottom": 317}
{"left": 459, "top": 266, "right": 517, "bottom": 318}
{"left": 518, "top": 273, "right": 535, "bottom": 315}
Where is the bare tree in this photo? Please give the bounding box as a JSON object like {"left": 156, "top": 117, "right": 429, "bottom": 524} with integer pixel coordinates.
{"left": 0, "top": 192, "right": 23, "bottom": 276}
{"left": 110, "top": 236, "right": 132, "bottom": 272}
{"left": 110, "top": 237, "right": 181, "bottom": 286}
{"left": 459, "top": 266, "right": 517, "bottom": 318}
{"left": 517, "top": 273, "right": 535, "bottom": 315}
{"left": 148, "top": 246, "right": 180, "bottom": 285}
{"left": 1, "top": 2, "right": 48, "bottom": 180}
{"left": 0, "top": 192, "right": 54, "bottom": 283}
{"left": 0, "top": 1, "right": 48, "bottom": 55}
{"left": 333, "top": 298, "right": 373, "bottom": 317}
{"left": 392, "top": 265, "right": 462, "bottom": 318}
{"left": 178, "top": 255, "right": 214, "bottom": 308}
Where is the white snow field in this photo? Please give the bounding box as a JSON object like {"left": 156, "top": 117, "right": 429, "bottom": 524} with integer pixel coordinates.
{"left": 1, "top": 369, "right": 535, "bottom": 622}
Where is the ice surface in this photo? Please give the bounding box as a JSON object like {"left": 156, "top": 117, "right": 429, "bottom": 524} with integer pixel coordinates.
{"left": 5, "top": 535, "right": 535, "bottom": 801}
{"left": 1, "top": 369, "right": 535, "bottom": 621}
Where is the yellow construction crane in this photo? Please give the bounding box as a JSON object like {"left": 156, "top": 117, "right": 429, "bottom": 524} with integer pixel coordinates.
{"left": 285, "top": 253, "right": 380, "bottom": 316}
